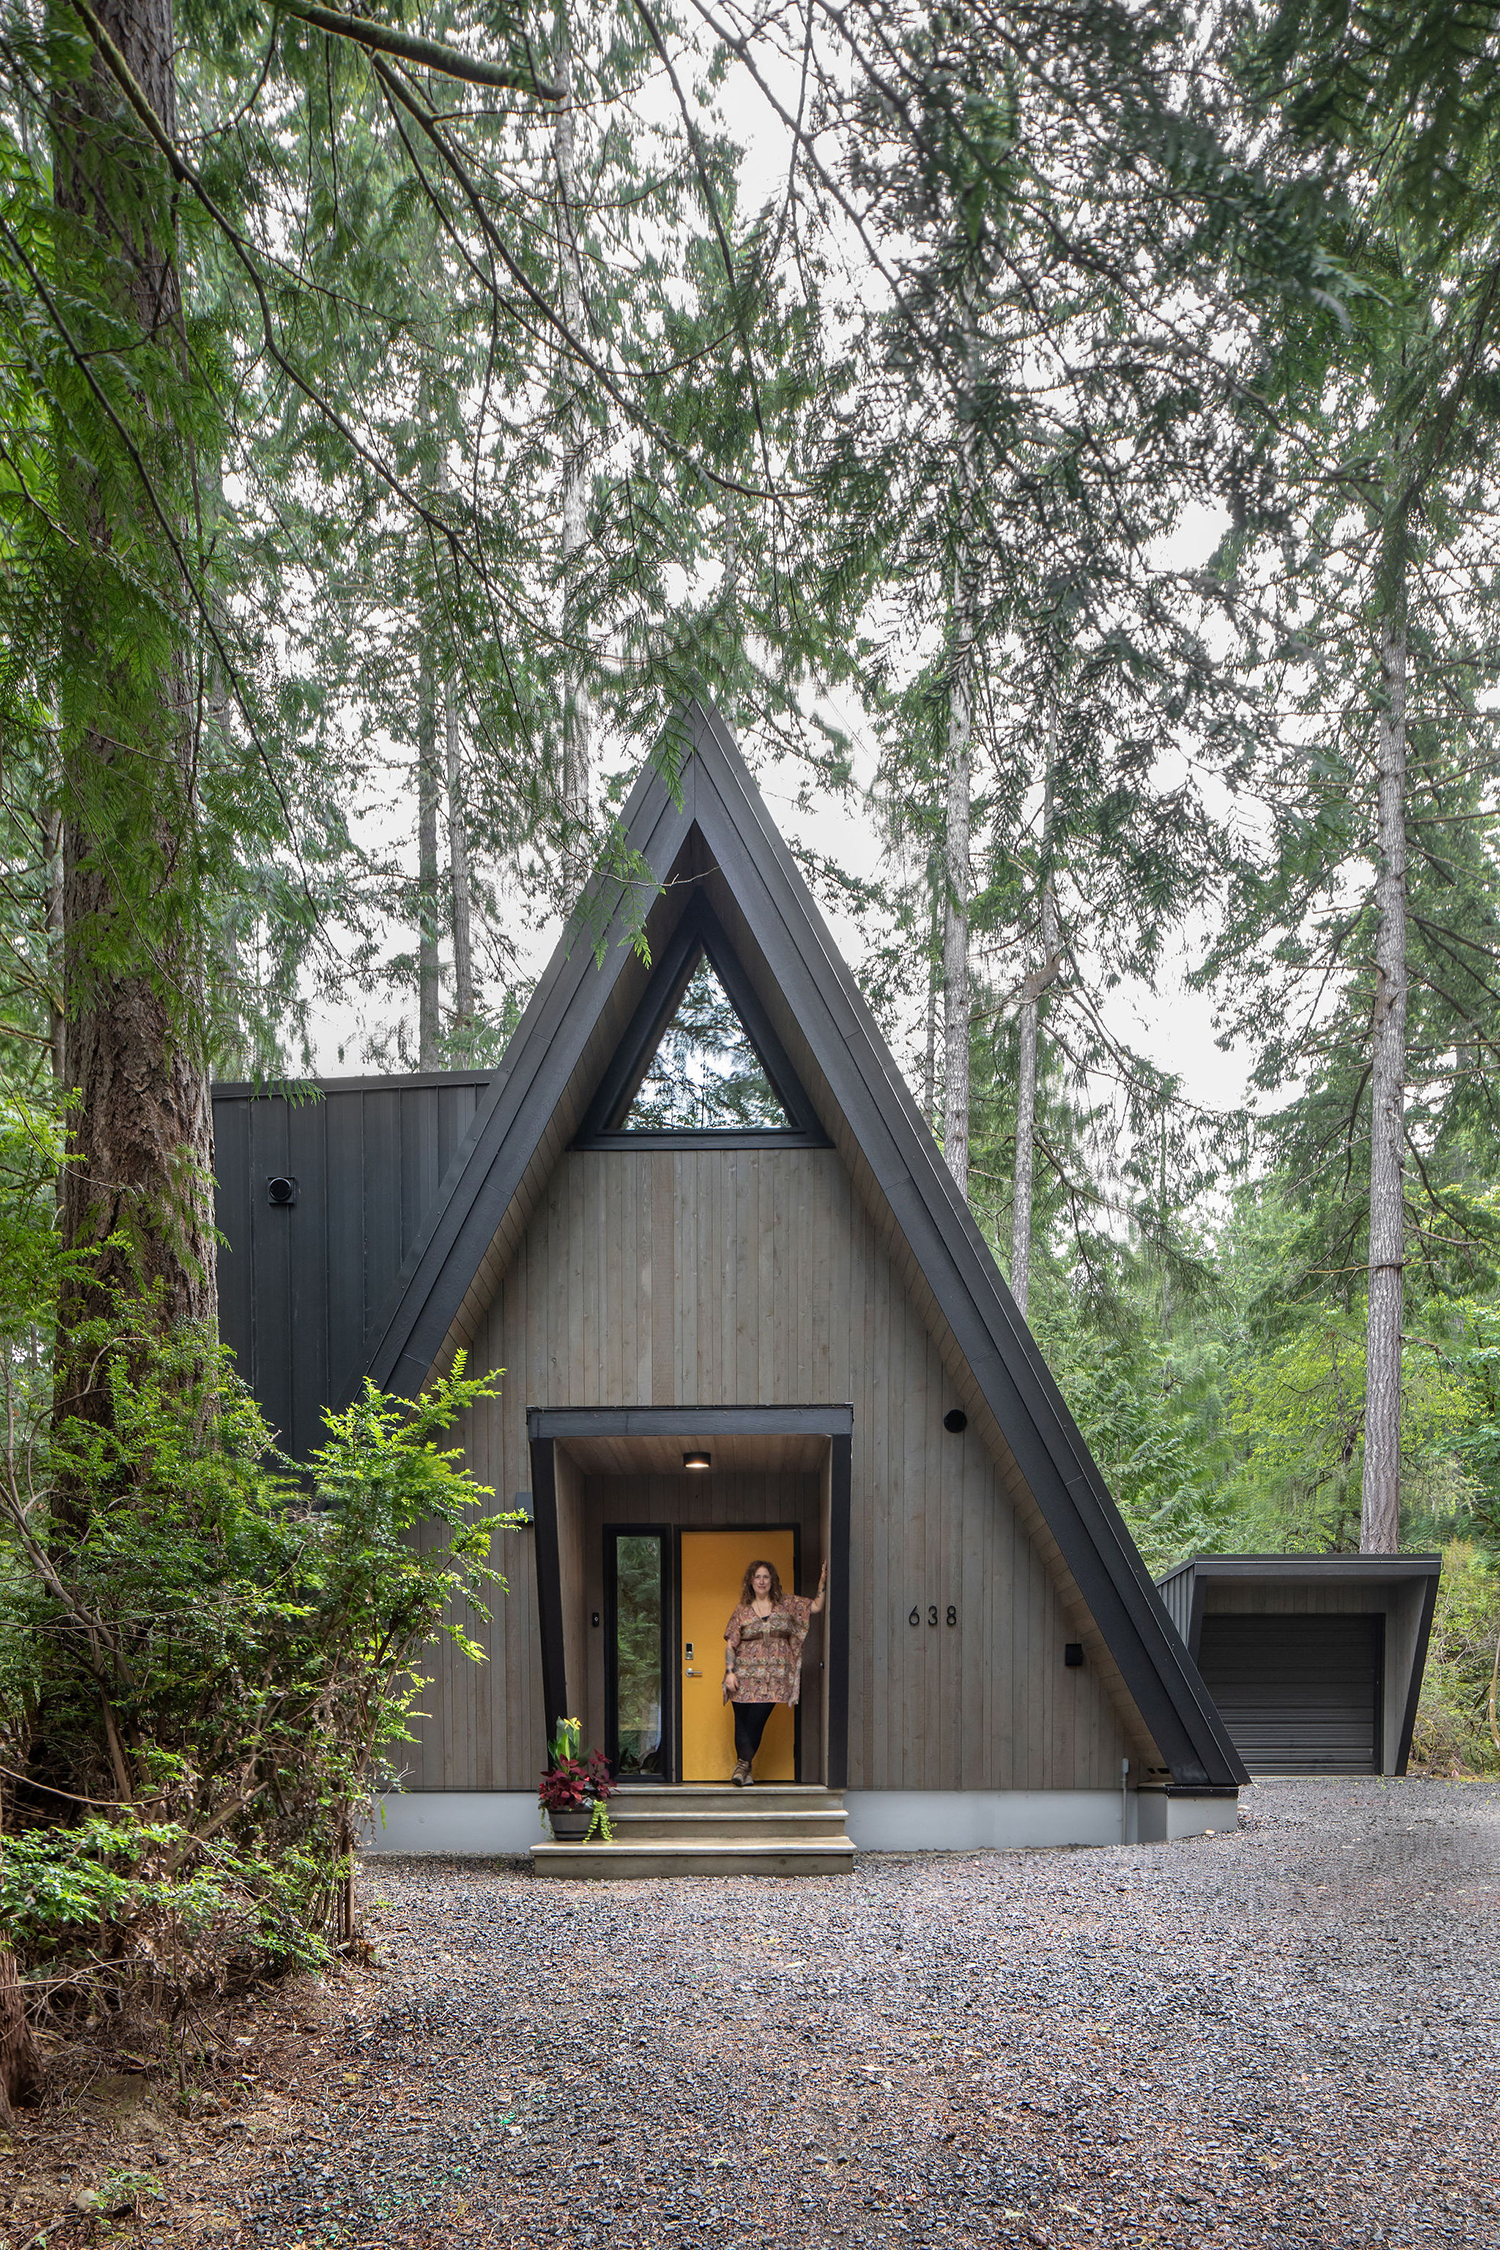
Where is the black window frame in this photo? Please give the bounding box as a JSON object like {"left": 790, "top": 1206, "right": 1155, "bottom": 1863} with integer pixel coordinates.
{"left": 604, "top": 1525, "right": 673, "bottom": 1783}
{"left": 572, "top": 898, "right": 829, "bottom": 1150}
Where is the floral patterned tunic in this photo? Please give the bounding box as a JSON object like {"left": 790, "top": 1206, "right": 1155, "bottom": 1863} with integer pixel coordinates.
{"left": 723, "top": 1596, "right": 814, "bottom": 1707}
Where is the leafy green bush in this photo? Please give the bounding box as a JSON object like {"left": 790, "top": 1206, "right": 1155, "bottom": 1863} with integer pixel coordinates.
{"left": 0, "top": 1082, "right": 518, "bottom": 2025}
{"left": 1412, "top": 1542, "right": 1500, "bottom": 1775}
{"left": 2, "top": 1333, "right": 512, "bottom": 1992}
{"left": 0, "top": 1818, "right": 327, "bottom": 1989}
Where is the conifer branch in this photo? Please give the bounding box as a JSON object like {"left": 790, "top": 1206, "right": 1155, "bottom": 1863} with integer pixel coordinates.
{"left": 274, "top": 1, "right": 561, "bottom": 100}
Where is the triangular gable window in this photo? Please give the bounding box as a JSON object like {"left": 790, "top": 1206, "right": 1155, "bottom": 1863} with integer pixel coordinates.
{"left": 574, "top": 899, "right": 828, "bottom": 1148}
{"left": 624, "top": 954, "right": 791, "bottom": 1132}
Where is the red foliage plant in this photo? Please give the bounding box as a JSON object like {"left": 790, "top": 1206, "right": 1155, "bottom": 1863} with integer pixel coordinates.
{"left": 537, "top": 1720, "right": 615, "bottom": 1812}
{"left": 537, "top": 1751, "right": 615, "bottom": 1812}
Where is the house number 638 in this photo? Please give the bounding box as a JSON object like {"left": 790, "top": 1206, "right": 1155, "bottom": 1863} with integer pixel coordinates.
{"left": 909, "top": 1605, "right": 959, "bottom": 1626}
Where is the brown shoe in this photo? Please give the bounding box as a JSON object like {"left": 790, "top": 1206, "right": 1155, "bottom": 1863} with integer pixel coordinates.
{"left": 731, "top": 1759, "right": 750, "bottom": 1786}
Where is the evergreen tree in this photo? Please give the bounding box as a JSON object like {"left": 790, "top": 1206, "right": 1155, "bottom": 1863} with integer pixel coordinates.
{"left": 1208, "top": 1, "right": 1500, "bottom": 1549}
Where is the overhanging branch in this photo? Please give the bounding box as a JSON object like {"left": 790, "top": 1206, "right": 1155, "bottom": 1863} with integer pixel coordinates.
{"left": 275, "top": 0, "right": 560, "bottom": 99}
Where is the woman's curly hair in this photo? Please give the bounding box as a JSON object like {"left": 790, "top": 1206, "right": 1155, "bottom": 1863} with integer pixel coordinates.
{"left": 739, "top": 1558, "right": 784, "bottom": 1605}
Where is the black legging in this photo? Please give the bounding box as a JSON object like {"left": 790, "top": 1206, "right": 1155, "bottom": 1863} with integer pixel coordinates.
{"left": 732, "top": 1701, "right": 775, "bottom": 1763}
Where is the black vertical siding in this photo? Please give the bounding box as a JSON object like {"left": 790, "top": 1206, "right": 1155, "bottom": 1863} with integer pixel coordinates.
{"left": 1155, "top": 1564, "right": 1193, "bottom": 1643}
{"left": 213, "top": 1072, "right": 490, "bottom": 1463}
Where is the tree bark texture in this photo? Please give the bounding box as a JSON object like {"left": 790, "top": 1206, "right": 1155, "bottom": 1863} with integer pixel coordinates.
{"left": 0, "top": 1788, "right": 42, "bottom": 2114}
{"left": 942, "top": 638, "right": 972, "bottom": 1201}
{"left": 42, "top": 797, "right": 64, "bottom": 1085}
{"left": 445, "top": 690, "right": 475, "bottom": 1029}
{"left": 922, "top": 857, "right": 940, "bottom": 1129}
{"left": 1010, "top": 762, "right": 1062, "bottom": 1318}
{"left": 417, "top": 648, "right": 441, "bottom": 1069}
{"left": 1362, "top": 588, "right": 1409, "bottom": 1555}
{"left": 553, "top": 0, "right": 591, "bottom": 827}
{"left": 942, "top": 288, "right": 980, "bottom": 1203}
{"left": 0, "top": 1946, "right": 41, "bottom": 2119}
{"left": 52, "top": 0, "right": 217, "bottom": 1405}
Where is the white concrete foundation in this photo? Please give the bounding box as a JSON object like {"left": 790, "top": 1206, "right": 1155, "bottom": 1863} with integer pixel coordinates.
{"left": 363, "top": 1787, "right": 1237, "bottom": 1854}
{"left": 1133, "top": 1790, "right": 1237, "bottom": 1843}
{"left": 364, "top": 1791, "right": 539, "bottom": 1855}
{"left": 846, "top": 1789, "right": 1127, "bottom": 1850}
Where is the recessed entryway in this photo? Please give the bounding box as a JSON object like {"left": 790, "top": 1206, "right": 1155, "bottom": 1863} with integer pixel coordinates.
{"left": 529, "top": 1405, "right": 853, "bottom": 1794}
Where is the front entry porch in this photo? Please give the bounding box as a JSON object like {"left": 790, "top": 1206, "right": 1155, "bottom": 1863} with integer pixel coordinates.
{"left": 528, "top": 1407, "right": 854, "bottom": 1875}
{"left": 532, "top": 1782, "right": 856, "bottom": 1877}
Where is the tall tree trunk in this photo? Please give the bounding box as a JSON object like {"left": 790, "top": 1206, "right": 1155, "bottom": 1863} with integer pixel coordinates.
{"left": 1362, "top": 563, "right": 1409, "bottom": 1555}
{"left": 417, "top": 650, "right": 441, "bottom": 1069}
{"left": 553, "top": 0, "right": 591, "bottom": 828}
{"left": 942, "top": 288, "right": 980, "bottom": 1201}
{"left": 0, "top": 1792, "right": 42, "bottom": 2116}
{"left": 942, "top": 637, "right": 972, "bottom": 1200}
{"left": 721, "top": 486, "right": 745, "bottom": 730}
{"left": 42, "top": 797, "right": 64, "bottom": 1086}
{"left": 445, "top": 688, "right": 475, "bottom": 1031}
{"left": 922, "top": 854, "right": 940, "bottom": 1130}
{"left": 52, "top": 0, "right": 217, "bottom": 1430}
{"left": 428, "top": 439, "right": 473, "bottom": 1038}
{"left": 1010, "top": 758, "right": 1060, "bottom": 1317}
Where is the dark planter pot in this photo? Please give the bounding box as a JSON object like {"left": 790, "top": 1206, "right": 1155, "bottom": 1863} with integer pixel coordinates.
{"left": 547, "top": 1805, "right": 593, "bottom": 1842}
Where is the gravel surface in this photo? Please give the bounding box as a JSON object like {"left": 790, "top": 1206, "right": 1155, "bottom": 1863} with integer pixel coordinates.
{"left": 48, "top": 1777, "right": 1500, "bottom": 2247}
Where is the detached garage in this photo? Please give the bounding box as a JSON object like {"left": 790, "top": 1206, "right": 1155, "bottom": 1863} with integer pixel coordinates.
{"left": 1155, "top": 1555, "right": 1441, "bottom": 1777}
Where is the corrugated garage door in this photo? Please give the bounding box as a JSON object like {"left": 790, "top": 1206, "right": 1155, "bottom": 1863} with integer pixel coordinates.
{"left": 1196, "top": 1614, "right": 1383, "bottom": 1774}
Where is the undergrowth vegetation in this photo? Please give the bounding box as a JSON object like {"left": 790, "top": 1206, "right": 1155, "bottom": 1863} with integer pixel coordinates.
{"left": 1411, "top": 1544, "right": 1500, "bottom": 1775}
{"left": 0, "top": 1092, "right": 516, "bottom": 2075}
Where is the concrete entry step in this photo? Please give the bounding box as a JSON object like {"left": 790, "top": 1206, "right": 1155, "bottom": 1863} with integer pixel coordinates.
{"left": 611, "top": 1809, "right": 850, "bottom": 1842}
{"left": 533, "top": 1838, "right": 856, "bottom": 1878}
{"left": 614, "top": 1784, "right": 845, "bottom": 1812}
{"left": 531, "top": 1783, "right": 855, "bottom": 1878}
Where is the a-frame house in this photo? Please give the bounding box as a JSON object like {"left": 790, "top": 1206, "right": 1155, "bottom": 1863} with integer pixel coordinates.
{"left": 214, "top": 703, "right": 1245, "bottom": 1861}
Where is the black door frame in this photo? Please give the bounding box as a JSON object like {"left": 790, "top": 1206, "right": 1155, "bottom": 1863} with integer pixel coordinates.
{"left": 528, "top": 1404, "right": 853, "bottom": 1787}
{"left": 603, "top": 1525, "right": 672, "bottom": 1783}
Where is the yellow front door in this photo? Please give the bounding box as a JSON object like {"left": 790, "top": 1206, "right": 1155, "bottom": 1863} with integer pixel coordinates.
{"left": 679, "top": 1530, "right": 798, "bottom": 1782}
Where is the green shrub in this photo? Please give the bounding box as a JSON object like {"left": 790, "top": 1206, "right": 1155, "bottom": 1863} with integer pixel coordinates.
{"left": 0, "top": 1246, "right": 518, "bottom": 2014}
{"left": 1411, "top": 1541, "right": 1500, "bottom": 1775}
{"left": 0, "top": 1818, "right": 328, "bottom": 1986}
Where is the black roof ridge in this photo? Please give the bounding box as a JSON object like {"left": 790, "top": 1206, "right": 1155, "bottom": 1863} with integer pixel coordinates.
{"left": 212, "top": 1067, "right": 495, "bottom": 1099}
{"left": 1158, "top": 1552, "right": 1443, "bottom": 1577}
{"left": 356, "top": 698, "right": 1247, "bottom": 1791}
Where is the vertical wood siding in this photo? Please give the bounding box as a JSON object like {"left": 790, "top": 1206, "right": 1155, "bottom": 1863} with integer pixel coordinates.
{"left": 213, "top": 1076, "right": 489, "bottom": 1465}
{"left": 409, "top": 1146, "right": 1137, "bottom": 1793}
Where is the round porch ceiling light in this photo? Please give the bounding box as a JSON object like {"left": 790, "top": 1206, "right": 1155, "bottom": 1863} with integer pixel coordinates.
{"left": 683, "top": 1449, "right": 712, "bottom": 1470}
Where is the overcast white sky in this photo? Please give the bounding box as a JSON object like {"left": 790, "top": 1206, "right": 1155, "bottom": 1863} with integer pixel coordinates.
{"left": 296, "top": 37, "right": 1257, "bottom": 1129}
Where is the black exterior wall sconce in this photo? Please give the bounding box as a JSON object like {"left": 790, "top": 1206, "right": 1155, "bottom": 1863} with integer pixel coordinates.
{"left": 943, "top": 1409, "right": 968, "bottom": 1434}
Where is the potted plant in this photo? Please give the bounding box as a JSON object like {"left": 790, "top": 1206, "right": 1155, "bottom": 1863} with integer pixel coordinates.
{"left": 538, "top": 1717, "right": 617, "bottom": 1842}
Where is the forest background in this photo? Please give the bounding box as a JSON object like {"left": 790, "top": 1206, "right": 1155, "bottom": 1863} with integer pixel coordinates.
{"left": 2, "top": 0, "right": 1500, "bottom": 2110}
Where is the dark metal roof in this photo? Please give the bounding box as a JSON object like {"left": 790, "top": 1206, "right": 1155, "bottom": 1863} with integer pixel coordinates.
{"left": 1158, "top": 1553, "right": 1442, "bottom": 1585}
{"left": 352, "top": 700, "right": 1247, "bottom": 1792}
{"left": 212, "top": 1069, "right": 491, "bottom": 1465}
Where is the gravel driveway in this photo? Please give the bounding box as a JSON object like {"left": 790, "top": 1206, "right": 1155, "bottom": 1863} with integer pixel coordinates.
{"left": 186, "top": 1777, "right": 1498, "bottom": 2248}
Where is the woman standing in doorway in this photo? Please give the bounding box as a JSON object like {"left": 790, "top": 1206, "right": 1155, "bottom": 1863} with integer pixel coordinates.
{"left": 723, "top": 1557, "right": 828, "bottom": 1784}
